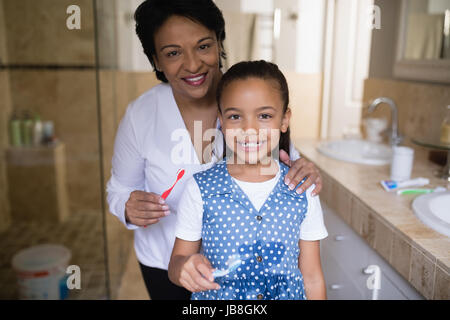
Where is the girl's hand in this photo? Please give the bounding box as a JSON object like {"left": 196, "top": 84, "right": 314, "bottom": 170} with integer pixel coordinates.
{"left": 179, "top": 254, "right": 220, "bottom": 293}
{"left": 125, "top": 191, "right": 170, "bottom": 227}
{"left": 280, "top": 149, "right": 322, "bottom": 196}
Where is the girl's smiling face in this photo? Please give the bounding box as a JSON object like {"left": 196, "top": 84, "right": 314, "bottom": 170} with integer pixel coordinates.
{"left": 219, "top": 77, "right": 291, "bottom": 165}
{"left": 153, "top": 15, "right": 222, "bottom": 102}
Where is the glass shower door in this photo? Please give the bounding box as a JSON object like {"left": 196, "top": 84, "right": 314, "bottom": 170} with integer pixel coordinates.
{"left": 0, "top": 0, "right": 109, "bottom": 300}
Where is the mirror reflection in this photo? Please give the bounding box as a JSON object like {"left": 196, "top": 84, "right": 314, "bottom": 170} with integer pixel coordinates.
{"left": 404, "top": 0, "right": 450, "bottom": 60}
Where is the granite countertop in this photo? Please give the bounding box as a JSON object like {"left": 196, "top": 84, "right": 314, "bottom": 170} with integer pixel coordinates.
{"left": 293, "top": 138, "right": 450, "bottom": 299}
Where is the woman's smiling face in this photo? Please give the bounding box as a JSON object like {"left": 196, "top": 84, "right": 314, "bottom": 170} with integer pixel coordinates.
{"left": 219, "top": 77, "right": 291, "bottom": 165}
{"left": 153, "top": 15, "right": 222, "bottom": 102}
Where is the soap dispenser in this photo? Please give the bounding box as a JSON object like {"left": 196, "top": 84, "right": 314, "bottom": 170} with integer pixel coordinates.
{"left": 441, "top": 105, "right": 450, "bottom": 145}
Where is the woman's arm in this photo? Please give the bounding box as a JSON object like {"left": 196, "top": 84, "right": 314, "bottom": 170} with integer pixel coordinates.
{"left": 107, "top": 104, "right": 145, "bottom": 228}
{"left": 298, "top": 240, "right": 327, "bottom": 300}
{"left": 107, "top": 103, "right": 168, "bottom": 228}
{"left": 168, "top": 238, "right": 220, "bottom": 292}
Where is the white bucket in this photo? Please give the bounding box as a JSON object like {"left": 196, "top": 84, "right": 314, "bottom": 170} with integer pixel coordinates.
{"left": 12, "top": 244, "right": 71, "bottom": 300}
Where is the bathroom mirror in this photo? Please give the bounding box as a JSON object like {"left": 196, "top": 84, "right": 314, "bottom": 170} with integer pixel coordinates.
{"left": 394, "top": 0, "right": 450, "bottom": 83}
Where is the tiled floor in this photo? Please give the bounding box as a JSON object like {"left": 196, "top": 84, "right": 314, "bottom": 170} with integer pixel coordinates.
{"left": 0, "top": 209, "right": 153, "bottom": 300}
{"left": 117, "top": 245, "right": 150, "bottom": 300}
{"left": 0, "top": 210, "right": 108, "bottom": 300}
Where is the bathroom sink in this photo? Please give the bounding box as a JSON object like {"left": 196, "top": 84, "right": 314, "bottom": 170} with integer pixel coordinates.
{"left": 412, "top": 191, "right": 450, "bottom": 237}
{"left": 317, "top": 139, "right": 392, "bottom": 165}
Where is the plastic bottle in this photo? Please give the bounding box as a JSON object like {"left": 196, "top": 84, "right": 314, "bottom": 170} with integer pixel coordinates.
{"left": 43, "top": 121, "right": 55, "bottom": 144}
{"left": 441, "top": 105, "right": 450, "bottom": 144}
{"left": 21, "top": 111, "right": 34, "bottom": 147}
{"left": 9, "top": 111, "right": 22, "bottom": 147}
{"left": 33, "top": 115, "right": 43, "bottom": 146}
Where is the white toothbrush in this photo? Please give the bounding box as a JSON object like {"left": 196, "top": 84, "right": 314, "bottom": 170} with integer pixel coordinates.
{"left": 396, "top": 186, "right": 446, "bottom": 195}
{"left": 212, "top": 254, "right": 242, "bottom": 278}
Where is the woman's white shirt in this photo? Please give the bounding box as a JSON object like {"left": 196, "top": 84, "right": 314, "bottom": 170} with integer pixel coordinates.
{"left": 106, "top": 83, "right": 304, "bottom": 270}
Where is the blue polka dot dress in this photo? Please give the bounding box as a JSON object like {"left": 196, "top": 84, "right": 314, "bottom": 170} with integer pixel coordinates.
{"left": 191, "top": 160, "right": 308, "bottom": 300}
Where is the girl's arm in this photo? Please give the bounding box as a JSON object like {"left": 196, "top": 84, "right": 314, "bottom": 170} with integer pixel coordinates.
{"left": 168, "top": 238, "right": 220, "bottom": 292}
{"left": 298, "top": 240, "right": 327, "bottom": 300}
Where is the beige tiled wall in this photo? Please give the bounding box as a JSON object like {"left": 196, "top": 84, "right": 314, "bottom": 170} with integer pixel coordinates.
{"left": 1, "top": 0, "right": 100, "bottom": 213}
{"left": 8, "top": 70, "right": 102, "bottom": 212}
{"left": 0, "top": 71, "right": 11, "bottom": 232}
{"left": 0, "top": 0, "right": 8, "bottom": 65}
{"left": 362, "top": 78, "right": 450, "bottom": 143}
{"left": 2, "top": 0, "right": 95, "bottom": 66}
{"left": 285, "top": 72, "right": 323, "bottom": 140}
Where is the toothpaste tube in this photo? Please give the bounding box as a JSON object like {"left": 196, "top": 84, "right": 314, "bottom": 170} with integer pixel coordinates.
{"left": 380, "top": 177, "right": 430, "bottom": 192}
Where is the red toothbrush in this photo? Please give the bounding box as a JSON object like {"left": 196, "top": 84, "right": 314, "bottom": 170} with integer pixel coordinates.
{"left": 161, "top": 169, "right": 185, "bottom": 200}
{"left": 144, "top": 169, "right": 185, "bottom": 228}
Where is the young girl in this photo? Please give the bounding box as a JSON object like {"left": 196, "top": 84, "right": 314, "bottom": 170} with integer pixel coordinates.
{"left": 168, "top": 61, "right": 328, "bottom": 300}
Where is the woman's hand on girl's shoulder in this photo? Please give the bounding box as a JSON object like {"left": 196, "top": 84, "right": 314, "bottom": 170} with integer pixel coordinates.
{"left": 179, "top": 254, "right": 220, "bottom": 293}
{"left": 280, "top": 149, "right": 322, "bottom": 196}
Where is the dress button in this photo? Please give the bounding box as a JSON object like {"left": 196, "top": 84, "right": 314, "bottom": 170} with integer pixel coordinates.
{"left": 257, "top": 294, "right": 264, "bottom": 300}
{"left": 256, "top": 215, "right": 262, "bottom": 221}
{"left": 256, "top": 256, "right": 263, "bottom": 262}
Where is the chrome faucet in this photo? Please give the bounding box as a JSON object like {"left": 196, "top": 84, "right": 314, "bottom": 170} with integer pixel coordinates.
{"left": 367, "top": 97, "right": 402, "bottom": 146}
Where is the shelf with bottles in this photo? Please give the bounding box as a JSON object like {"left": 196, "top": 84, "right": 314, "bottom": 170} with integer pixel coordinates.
{"left": 8, "top": 110, "right": 58, "bottom": 149}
